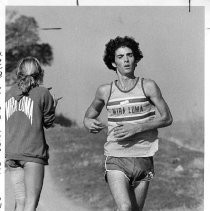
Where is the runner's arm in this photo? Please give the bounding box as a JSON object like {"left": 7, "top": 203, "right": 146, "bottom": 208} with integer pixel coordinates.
{"left": 83, "top": 85, "right": 107, "bottom": 133}
{"left": 141, "top": 79, "right": 173, "bottom": 130}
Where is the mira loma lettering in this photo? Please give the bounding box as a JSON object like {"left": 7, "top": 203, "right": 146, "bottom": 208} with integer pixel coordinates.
{"left": 5, "top": 96, "right": 34, "bottom": 124}
{"left": 110, "top": 105, "right": 144, "bottom": 116}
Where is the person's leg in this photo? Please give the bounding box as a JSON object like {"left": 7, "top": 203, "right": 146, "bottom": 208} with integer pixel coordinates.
{"left": 107, "top": 170, "right": 131, "bottom": 211}
{"left": 129, "top": 181, "right": 150, "bottom": 211}
{"left": 23, "top": 162, "right": 44, "bottom": 211}
{"left": 128, "top": 157, "right": 154, "bottom": 210}
{"left": 8, "top": 166, "right": 25, "bottom": 211}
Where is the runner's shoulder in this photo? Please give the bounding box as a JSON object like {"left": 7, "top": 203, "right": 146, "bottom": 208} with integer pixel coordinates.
{"left": 143, "top": 78, "right": 161, "bottom": 97}
{"left": 96, "top": 83, "right": 112, "bottom": 100}
{"left": 97, "top": 83, "right": 111, "bottom": 94}
{"left": 143, "top": 78, "right": 159, "bottom": 90}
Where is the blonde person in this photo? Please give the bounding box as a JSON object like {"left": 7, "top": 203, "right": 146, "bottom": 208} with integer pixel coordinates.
{"left": 83, "top": 36, "right": 173, "bottom": 211}
{"left": 5, "top": 57, "right": 61, "bottom": 211}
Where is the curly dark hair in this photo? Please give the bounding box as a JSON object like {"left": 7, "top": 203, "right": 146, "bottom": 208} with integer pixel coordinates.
{"left": 103, "top": 36, "right": 143, "bottom": 71}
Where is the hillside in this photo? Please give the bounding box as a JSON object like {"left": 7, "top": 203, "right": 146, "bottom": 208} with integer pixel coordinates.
{"left": 45, "top": 123, "right": 204, "bottom": 211}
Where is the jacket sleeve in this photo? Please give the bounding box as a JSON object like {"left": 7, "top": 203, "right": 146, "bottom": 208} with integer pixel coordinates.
{"left": 42, "top": 89, "right": 55, "bottom": 128}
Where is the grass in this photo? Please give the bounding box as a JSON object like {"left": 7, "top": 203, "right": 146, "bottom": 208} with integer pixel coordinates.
{"left": 159, "top": 118, "right": 204, "bottom": 152}
{"left": 45, "top": 120, "right": 204, "bottom": 211}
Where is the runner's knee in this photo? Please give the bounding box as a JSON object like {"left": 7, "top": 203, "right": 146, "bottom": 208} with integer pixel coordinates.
{"left": 117, "top": 202, "right": 132, "bottom": 211}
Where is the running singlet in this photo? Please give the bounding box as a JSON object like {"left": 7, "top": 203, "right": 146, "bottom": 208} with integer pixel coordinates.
{"left": 105, "top": 77, "right": 159, "bottom": 157}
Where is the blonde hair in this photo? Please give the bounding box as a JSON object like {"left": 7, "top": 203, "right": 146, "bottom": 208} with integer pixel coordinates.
{"left": 16, "top": 57, "right": 44, "bottom": 94}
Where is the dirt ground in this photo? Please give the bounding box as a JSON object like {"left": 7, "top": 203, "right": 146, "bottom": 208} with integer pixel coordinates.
{"left": 46, "top": 126, "right": 204, "bottom": 211}
{"left": 5, "top": 166, "right": 93, "bottom": 211}
{"left": 5, "top": 124, "right": 204, "bottom": 211}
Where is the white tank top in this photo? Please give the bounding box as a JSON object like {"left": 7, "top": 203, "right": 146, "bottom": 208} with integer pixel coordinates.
{"left": 105, "top": 77, "right": 159, "bottom": 157}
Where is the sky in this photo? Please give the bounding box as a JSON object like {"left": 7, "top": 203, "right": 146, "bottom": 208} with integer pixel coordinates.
{"left": 6, "top": 6, "right": 204, "bottom": 126}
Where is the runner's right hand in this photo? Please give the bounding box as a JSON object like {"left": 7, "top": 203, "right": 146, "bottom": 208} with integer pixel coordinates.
{"left": 84, "top": 118, "right": 105, "bottom": 133}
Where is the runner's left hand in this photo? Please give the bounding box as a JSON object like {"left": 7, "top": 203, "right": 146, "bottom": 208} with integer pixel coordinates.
{"left": 113, "top": 123, "right": 142, "bottom": 140}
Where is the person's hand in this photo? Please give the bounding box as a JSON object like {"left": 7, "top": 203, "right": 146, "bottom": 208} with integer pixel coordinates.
{"left": 48, "top": 88, "right": 62, "bottom": 109}
{"left": 114, "top": 123, "right": 142, "bottom": 140}
{"left": 53, "top": 95, "right": 62, "bottom": 109}
{"left": 84, "top": 118, "right": 105, "bottom": 133}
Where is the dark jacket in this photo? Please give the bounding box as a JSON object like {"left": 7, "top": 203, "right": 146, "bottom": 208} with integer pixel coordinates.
{"left": 5, "top": 84, "right": 55, "bottom": 165}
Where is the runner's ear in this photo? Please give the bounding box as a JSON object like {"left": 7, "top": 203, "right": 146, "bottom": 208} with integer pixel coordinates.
{"left": 112, "top": 62, "right": 117, "bottom": 68}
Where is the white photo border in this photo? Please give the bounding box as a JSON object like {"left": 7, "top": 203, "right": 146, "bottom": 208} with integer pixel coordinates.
{"left": 0, "top": 1, "right": 5, "bottom": 210}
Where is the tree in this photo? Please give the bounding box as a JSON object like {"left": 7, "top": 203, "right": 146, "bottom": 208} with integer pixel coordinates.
{"left": 6, "top": 10, "right": 53, "bottom": 85}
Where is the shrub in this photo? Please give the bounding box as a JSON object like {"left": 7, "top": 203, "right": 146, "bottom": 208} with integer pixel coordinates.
{"left": 54, "top": 113, "right": 76, "bottom": 127}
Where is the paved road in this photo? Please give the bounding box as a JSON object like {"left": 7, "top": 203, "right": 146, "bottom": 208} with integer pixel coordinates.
{"left": 5, "top": 166, "right": 92, "bottom": 211}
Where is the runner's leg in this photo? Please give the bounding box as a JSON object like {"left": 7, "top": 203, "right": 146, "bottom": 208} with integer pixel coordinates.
{"left": 107, "top": 170, "right": 131, "bottom": 211}
{"left": 130, "top": 181, "right": 150, "bottom": 211}
{"left": 23, "top": 162, "right": 44, "bottom": 211}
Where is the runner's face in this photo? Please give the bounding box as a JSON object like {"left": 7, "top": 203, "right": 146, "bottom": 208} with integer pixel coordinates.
{"left": 112, "top": 46, "right": 136, "bottom": 76}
